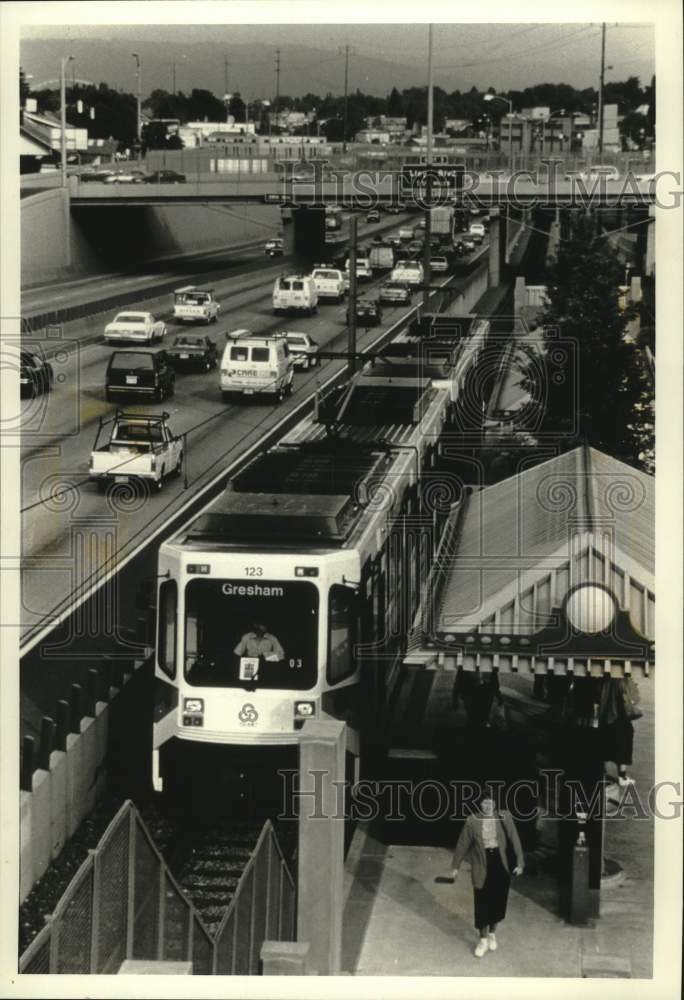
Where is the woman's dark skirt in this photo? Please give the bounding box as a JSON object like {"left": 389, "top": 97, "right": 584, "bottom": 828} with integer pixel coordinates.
{"left": 602, "top": 718, "right": 634, "bottom": 765}
{"left": 474, "top": 850, "right": 511, "bottom": 929}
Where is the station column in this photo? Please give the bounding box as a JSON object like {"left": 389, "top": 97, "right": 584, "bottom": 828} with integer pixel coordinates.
{"left": 296, "top": 720, "right": 346, "bottom": 975}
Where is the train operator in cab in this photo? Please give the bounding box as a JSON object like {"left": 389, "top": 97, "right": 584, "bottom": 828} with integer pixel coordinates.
{"left": 234, "top": 623, "right": 285, "bottom": 662}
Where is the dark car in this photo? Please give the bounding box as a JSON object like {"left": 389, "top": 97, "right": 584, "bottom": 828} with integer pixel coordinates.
{"left": 166, "top": 335, "right": 218, "bottom": 372}
{"left": 79, "top": 168, "right": 117, "bottom": 183}
{"left": 144, "top": 170, "right": 186, "bottom": 184}
{"left": 366, "top": 209, "right": 381, "bottom": 223}
{"left": 347, "top": 299, "right": 383, "bottom": 326}
{"left": 378, "top": 281, "right": 412, "bottom": 305}
{"left": 20, "top": 349, "right": 53, "bottom": 397}
{"left": 105, "top": 349, "right": 175, "bottom": 402}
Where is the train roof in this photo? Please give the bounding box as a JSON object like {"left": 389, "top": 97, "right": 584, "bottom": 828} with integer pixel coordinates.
{"left": 174, "top": 374, "right": 449, "bottom": 550}
{"left": 407, "top": 314, "right": 487, "bottom": 340}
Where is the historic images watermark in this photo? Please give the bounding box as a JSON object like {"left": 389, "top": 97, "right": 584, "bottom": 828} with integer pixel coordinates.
{"left": 277, "top": 769, "right": 682, "bottom": 823}
{"left": 280, "top": 163, "right": 681, "bottom": 212}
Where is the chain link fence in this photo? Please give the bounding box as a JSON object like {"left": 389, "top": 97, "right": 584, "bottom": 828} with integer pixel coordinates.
{"left": 19, "top": 801, "right": 295, "bottom": 975}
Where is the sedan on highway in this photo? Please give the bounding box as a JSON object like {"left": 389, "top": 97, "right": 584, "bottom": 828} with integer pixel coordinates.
{"left": 104, "top": 169, "right": 148, "bottom": 184}
{"left": 144, "top": 170, "right": 187, "bottom": 184}
{"left": 348, "top": 299, "right": 383, "bottom": 327}
{"left": 166, "top": 334, "right": 218, "bottom": 372}
{"left": 378, "top": 281, "right": 412, "bottom": 306}
{"left": 430, "top": 255, "right": 449, "bottom": 273}
{"left": 284, "top": 332, "right": 319, "bottom": 369}
{"left": 104, "top": 311, "right": 167, "bottom": 344}
{"left": 79, "top": 168, "right": 116, "bottom": 183}
{"left": 366, "top": 209, "right": 381, "bottom": 223}
{"left": 20, "top": 349, "right": 53, "bottom": 398}
{"left": 265, "top": 237, "right": 284, "bottom": 256}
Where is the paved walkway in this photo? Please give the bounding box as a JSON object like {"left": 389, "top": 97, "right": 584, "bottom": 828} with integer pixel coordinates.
{"left": 342, "top": 672, "right": 654, "bottom": 979}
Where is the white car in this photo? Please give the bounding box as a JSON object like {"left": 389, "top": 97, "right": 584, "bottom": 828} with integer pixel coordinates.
{"left": 344, "top": 258, "right": 373, "bottom": 284}
{"left": 390, "top": 261, "right": 424, "bottom": 286}
{"left": 284, "top": 332, "right": 319, "bottom": 369}
{"left": 469, "top": 222, "right": 486, "bottom": 242}
{"left": 430, "top": 256, "right": 448, "bottom": 273}
{"left": 311, "top": 266, "right": 346, "bottom": 302}
{"left": 104, "top": 311, "right": 166, "bottom": 344}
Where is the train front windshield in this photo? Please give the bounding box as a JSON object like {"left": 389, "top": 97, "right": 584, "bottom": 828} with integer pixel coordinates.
{"left": 184, "top": 579, "right": 319, "bottom": 689}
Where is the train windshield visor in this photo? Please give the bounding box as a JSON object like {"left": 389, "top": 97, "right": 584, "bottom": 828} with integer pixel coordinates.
{"left": 183, "top": 579, "right": 319, "bottom": 689}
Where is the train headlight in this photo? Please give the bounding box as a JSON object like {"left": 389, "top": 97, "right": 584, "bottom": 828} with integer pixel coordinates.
{"left": 184, "top": 698, "right": 204, "bottom": 713}
{"left": 294, "top": 701, "right": 316, "bottom": 720}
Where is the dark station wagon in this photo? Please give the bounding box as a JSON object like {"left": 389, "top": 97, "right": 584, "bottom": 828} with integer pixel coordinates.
{"left": 105, "top": 349, "right": 175, "bottom": 402}
{"left": 166, "top": 335, "right": 218, "bottom": 372}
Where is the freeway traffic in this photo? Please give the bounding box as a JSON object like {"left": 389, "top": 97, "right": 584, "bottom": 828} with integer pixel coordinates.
{"left": 19, "top": 213, "right": 489, "bottom": 644}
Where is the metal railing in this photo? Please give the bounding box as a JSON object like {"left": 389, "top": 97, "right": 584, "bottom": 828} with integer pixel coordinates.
{"left": 19, "top": 801, "right": 295, "bottom": 974}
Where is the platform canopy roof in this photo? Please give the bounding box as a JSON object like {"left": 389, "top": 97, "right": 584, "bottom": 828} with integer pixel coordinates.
{"left": 406, "top": 446, "right": 654, "bottom": 676}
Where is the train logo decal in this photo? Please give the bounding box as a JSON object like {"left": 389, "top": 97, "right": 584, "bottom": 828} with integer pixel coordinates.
{"left": 238, "top": 703, "right": 259, "bottom": 726}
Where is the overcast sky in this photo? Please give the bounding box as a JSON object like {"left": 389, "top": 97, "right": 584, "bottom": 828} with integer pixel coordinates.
{"left": 21, "top": 22, "right": 655, "bottom": 94}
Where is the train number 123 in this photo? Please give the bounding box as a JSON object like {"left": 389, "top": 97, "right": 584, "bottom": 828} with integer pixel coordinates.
{"left": 244, "top": 566, "right": 263, "bottom": 576}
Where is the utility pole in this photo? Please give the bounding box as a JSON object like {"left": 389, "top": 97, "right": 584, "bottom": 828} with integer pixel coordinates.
{"left": 347, "top": 214, "right": 358, "bottom": 379}
{"left": 171, "top": 61, "right": 176, "bottom": 95}
{"left": 598, "top": 22, "right": 606, "bottom": 156}
{"left": 60, "top": 54, "right": 74, "bottom": 268}
{"left": 224, "top": 55, "right": 229, "bottom": 96}
{"left": 132, "top": 53, "right": 141, "bottom": 143}
{"left": 339, "top": 45, "right": 354, "bottom": 153}
{"left": 60, "top": 56, "right": 72, "bottom": 190}
{"left": 422, "top": 24, "right": 434, "bottom": 313}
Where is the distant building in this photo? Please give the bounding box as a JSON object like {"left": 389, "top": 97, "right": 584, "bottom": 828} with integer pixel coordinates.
{"left": 521, "top": 106, "right": 551, "bottom": 120}
{"left": 444, "top": 118, "right": 471, "bottom": 135}
{"left": 355, "top": 129, "right": 391, "bottom": 144}
{"left": 22, "top": 108, "right": 89, "bottom": 152}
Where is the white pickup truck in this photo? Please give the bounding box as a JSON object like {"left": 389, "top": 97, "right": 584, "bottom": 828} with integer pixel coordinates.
{"left": 173, "top": 286, "right": 220, "bottom": 324}
{"left": 104, "top": 311, "right": 167, "bottom": 344}
{"left": 89, "top": 411, "right": 183, "bottom": 492}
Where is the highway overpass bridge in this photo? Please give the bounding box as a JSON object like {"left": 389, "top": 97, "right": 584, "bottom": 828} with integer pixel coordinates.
{"left": 66, "top": 172, "right": 660, "bottom": 208}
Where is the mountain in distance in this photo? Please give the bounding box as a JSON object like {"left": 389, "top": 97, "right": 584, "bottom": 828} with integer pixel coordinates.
{"left": 21, "top": 36, "right": 447, "bottom": 100}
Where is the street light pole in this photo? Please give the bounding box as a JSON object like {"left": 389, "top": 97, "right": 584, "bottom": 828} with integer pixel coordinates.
{"left": 598, "top": 22, "right": 606, "bottom": 156}
{"left": 132, "top": 53, "right": 141, "bottom": 144}
{"left": 60, "top": 55, "right": 74, "bottom": 188}
{"left": 422, "top": 23, "right": 434, "bottom": 313}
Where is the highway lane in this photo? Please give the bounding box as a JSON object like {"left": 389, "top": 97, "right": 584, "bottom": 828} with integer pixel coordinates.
{"left": 21, "top": 213, "right": 406, "bottom": 324}
{"left": 18, "top": 227, "right": 487, "bottom": 640}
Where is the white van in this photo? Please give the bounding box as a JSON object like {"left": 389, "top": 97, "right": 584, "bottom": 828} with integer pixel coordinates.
{"left": 273, "top": 274, "right": 318, "bottom": 315}
{"left": 220, "top": 330, "right": 294, "bottom": 402}
{"left": 311, "top": 266, "right": 346, "bottom": 302}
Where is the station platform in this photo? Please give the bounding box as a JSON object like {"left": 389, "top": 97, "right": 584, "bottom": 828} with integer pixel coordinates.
{"left": 341, "top": 670, "right": 654, "bottom": 978}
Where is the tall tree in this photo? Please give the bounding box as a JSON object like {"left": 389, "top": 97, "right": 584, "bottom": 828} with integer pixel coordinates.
{"left": 533, "top": 214, "right": 644, "bottom": 464}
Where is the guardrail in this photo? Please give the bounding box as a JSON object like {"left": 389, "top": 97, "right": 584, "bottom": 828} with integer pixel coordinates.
{"left": 19, "top": 801, "right": 294, "bottom": 974}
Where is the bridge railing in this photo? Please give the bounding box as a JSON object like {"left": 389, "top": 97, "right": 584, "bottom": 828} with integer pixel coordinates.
{"left": 19, "top": 801, "right": 295, "bottom": 974}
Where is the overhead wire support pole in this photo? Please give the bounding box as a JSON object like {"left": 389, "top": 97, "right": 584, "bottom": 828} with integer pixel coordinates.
{"left": 347, "top": 214, "right": 358, "bottom": 380}
{"left": 60, "top": 54, "right": 74, "bottom": 269}
{"left": 339, "top": 45, "right": 354, "bottom": 154}
{"left": 598, "top": 22, "right": 606, "bottom": 156}
{"left": 275, "top": 48, "right": 281, "bottom": 121}
{"left": 422, "top": 24, "right": 434, "bottom": 314}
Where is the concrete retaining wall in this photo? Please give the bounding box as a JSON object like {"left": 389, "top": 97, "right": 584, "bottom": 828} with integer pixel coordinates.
{"left": 21, "top": 192, "right": 280, "bottom": 286}
{"left": 19, "top": 666, "right": 142, "bottom": 903}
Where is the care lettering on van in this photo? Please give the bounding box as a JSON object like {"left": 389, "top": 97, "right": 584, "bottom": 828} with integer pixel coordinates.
{"left": 222, "top": 583, "right": 285, "bottom": 597}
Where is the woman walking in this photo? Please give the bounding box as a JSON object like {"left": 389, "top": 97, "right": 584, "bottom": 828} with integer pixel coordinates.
{"left": 451, "top": 793, "right": 524, "bottom": 958}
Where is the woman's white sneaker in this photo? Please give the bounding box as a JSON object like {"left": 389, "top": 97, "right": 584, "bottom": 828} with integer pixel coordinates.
{"left": 487, "top": 933, "right": 497, "bottom": 951}
{"left": 474, "top": 938, "right": 489, "bottom": 958}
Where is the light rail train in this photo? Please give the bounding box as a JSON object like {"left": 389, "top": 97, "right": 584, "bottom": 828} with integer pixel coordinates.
{"left": 152, "top": 317, "right": 487, "bottom": 796}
